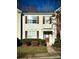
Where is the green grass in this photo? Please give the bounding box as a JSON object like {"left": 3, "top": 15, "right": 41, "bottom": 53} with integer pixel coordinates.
{"left": 17, "top": 46, "right": 48, "bottom": 58}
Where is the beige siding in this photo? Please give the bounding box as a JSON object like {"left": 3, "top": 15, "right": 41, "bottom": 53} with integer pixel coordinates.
{"left": 17, "top": 12, "right": 21, "bottom": 39}
{"left": 22, "top": 15, "right": 52, "bottom": 39}
{"left": 22, "top": 13, "right": 57, "bottom": 45}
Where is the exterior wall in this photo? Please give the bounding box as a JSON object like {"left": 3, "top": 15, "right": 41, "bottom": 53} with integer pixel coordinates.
{"left": 22, "top": 13, "right": 57, "bottom": 45}
{"left": 22, "top": 14, "right": 52, "bottom": 39}
{"left": 17, "top": 10, "right": 21, "bottom": 39}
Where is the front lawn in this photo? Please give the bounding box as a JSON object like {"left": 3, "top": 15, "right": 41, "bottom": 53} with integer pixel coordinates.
{"left": 17, "top": 46, "right": 48, "bottom": 58}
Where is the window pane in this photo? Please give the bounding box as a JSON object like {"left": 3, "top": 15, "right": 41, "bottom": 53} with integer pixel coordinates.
{"left": 33, "top": 20, "right": 36, "bottom": 23}
{"left": 27, "top": 16, "right": 38, "bottom": 24}
{"left": 43, "top": 16, "right": 51, "bottom": 24}
{"left": 27, "top": 31, "right": 37, "bottom": 38}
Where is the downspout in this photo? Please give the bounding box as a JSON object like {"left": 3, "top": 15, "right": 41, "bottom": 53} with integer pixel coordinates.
{"left": 21, "top": 12, "right": 23, "bottom": 40}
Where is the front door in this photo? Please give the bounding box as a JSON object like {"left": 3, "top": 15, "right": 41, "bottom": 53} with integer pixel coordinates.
{"left": 43, "top": 31, "right": 52, "bottom": 42}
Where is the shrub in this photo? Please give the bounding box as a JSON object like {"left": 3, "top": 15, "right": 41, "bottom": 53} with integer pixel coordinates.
{"left": 39, "top": 39, "right": 46, "bottom": 46}
{"left": 22, "top": 39, "right": 31, "bottom": 46}
{"left": 53, "top": 38, "right": 61, "bottom": 48}
{"left": 17, "top": 38, "right": 23, "bottom": 47}
{"left": 22, "top": 39, "right": 46, "bottom": 46}
{"left": 31, "top": 41, "right": 39, "bottom": 46}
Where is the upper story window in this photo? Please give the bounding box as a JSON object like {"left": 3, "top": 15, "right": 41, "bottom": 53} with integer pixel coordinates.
{"left": 51, "top": 17, "right": 56, "bottom": 23}
{"left": 25, "top": 16, "right": 39, "bottom": 24}
{"left": 43, "top": 16, "right": 51, "bottom": 24}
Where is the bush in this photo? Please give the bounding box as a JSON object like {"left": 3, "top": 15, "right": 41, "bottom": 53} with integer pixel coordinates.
{"left": 53, "top": 38, "right": 61, "bottom": 48}
{"left": 22, "top": 39, "right": 46, "bottom": 46}
{"left": 31, "top": 41, "right": 39, "bottom": 46}
{"left": 22, "top": 39, "right": 31, "bottom": 46}
{"left": 17, "top": 38, "right": 23, "bottom": 47}
{"left": 39, "top": 39, "right": 46, "bottom": 46}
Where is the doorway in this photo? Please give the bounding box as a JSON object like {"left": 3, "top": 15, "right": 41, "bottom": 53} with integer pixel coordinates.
{"left": 43, "top": 31, "right": 52, "bottom": 42}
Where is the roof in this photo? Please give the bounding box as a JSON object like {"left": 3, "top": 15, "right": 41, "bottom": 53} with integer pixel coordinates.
{"left": 55, "top": 7, "right": 61, "bottom": 12}
{"left": 23, "top": 12, "right": 54, "bottom": 15}
{"left": 17, "top": 9, "right": 22, "bottom": 13}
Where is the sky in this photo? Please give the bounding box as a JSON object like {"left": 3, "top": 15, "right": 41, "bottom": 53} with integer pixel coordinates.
{"left": 17, "top": 0, "right": 61, "bottom": 12}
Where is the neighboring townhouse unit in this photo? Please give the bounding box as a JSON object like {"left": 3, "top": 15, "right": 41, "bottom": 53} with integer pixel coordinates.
{"left": 22, "top": 12, "right": 57, "bottom": 45}
{"left": 17, "top": 9, "right": 22, "bottom": 39}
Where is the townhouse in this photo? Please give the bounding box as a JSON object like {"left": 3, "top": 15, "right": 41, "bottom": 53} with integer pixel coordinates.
{"left": 17, "top": 7, "right": 61, "bottom": 45}
{"left": 22, "top": 12, "right": 57, "bottom": 45}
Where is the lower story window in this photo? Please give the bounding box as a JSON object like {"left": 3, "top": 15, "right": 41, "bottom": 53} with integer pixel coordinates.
{"left": 27, "top": 31, "right": 37, "bottom": 38}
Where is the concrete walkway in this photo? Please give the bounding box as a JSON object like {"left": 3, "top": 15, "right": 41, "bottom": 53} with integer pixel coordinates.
{"left": 46, "top": 42, "right": 56, "bottom": 53}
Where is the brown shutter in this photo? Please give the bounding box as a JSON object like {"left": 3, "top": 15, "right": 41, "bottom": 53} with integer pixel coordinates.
{"left": 37, "top": 16, "right": 39, "bottom": 24}
{"left": 25, "top": 16, "right": 27, "bottom": 24}
{"left": 49, "top": 17, "right": 52, "bottom": 24}
{"left": 37, "top": 31, "right": 39, "bottom": 39}
{"left": 25, "top": 31, "right": 27, "bottom": 39}
{"left": 43, "top": 16, "right": 45, "bottom": 24}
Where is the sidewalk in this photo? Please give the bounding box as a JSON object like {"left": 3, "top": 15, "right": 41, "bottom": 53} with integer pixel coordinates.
{"left": 28, "top": 56, "right": 61, "bottom": 59}
{"left": 18, "top": 56, "right": 61, "bottom": 59}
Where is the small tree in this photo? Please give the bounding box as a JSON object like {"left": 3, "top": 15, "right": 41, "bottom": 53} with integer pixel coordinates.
{"left": 56, "top": 11, "right": 61, "bottom": 39}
